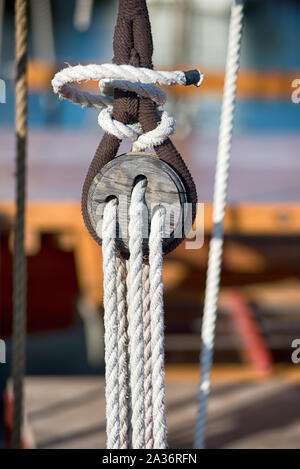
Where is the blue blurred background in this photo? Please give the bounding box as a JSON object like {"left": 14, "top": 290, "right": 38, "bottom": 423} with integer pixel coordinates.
{"left": 1, "top": 0, "right": 300, "bottom": 133}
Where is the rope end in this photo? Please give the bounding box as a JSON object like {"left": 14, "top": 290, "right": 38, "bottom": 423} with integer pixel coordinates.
{"left": 184, "top": 69, "right": 204, "bottom": 87}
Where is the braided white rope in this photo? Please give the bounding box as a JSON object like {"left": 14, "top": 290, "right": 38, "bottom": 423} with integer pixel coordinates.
{"left": 125, "top": 258, "right": 133, "bottom": 448}
{"left": 194, "top": 1, "right": 244, "bottom": 449}
{"left": 149, "top": 206, "right": 167, "bottom": 449}
{"left": 127, "top": 178, "right": 147, "bottom": 448}
{"left": 143, "top": 262, "right": 154, "bottom": 449}
{"left": 52, "top": 63, "right": 203, "bottom": 151}
{"left": 102, "top": 198, "right": 120, "bottom": 449}
{"left": 116, "top": 256, "right": 130, "bottom": 449}
{"left": 101, "top": 183, "right": 167, "bottom": 449}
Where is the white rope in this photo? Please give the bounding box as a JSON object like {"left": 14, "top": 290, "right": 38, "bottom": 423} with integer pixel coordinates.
{"left": 116, "top": 256, "right": 130, "bottom": 449}
{"left": 143, "top": 262, "right": 154, "bottom": 449}
{"left": 194, "top": 0, "right": 244, "bottom": 450}
{"left": 101, "top": 182, "right": 167, "bottom": 449}
{"left": 149, "top": 206, "right": 167, "bottom": 449}
{"left": 102, "top": 198, "right": 120, "bottom": 449}
{"left": 127, "top": 178, "right": 147, "bottom": 448}
{"left": 98, "top": 106, "right": 175, "bottom": 152}
{"left": 52, "top": 63, "right": 203, "bottom": 151}
{"left": 125, "top": 258, "right": 133, "bottom": 448}
{"left": 60, "top": 56, "right": 177, "bottom": 451}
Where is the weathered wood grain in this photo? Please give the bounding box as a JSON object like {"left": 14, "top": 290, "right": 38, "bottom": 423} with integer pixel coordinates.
{"left": 87, "top": 152, "right": 191, "bottom": 253}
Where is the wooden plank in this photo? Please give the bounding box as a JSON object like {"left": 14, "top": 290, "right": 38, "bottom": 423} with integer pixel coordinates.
{"left": 1, "top": 131, "right": 300, "bottom": 204}
{"left": 202, "top": 203, "right": 300, "bottom": 235}
{"left": 87, "top": 153, "right": 189, "bottom": 253}
{"left": 166, "top": 68, "right": 299, "bottom": 99}
{"left": 0, "top": 201, "right": 102, "bottom": 306}
{"left": 2, "top": 200, "right": 300, "bottom": 312}
{"left": 27, "top": 60, "right": 299, "bottom": 99}
{"left": 22, "top": 372, "right": 300, "bottom": 448}
{"left": 73, "top": 231, "right": 103, "bottom": 306}
{"left": 2, "top": 201, "right": 300, "bottom": 238}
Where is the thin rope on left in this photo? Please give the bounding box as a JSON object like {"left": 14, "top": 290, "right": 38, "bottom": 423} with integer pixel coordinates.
{"left": 12, "top": 0, "right": 28, "bottom": 450}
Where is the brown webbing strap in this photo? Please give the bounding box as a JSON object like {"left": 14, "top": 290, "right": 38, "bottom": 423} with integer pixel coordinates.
{"left": 81, "top": 0, "right": 197, "bottom": 255}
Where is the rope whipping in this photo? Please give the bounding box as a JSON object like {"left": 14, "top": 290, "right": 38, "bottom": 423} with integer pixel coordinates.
{"left": 12, "top": 0, "right": 28, "bottom": 450}
{"left": 194, "top": 0, "right": 244, "bottom": 449}
{"left": 52, "top": 0, "right": 202, "bottom": 449}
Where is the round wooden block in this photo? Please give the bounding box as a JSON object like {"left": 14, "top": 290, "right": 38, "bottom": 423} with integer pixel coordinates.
{"left": 87, "top": 152, "right": 191, "bottom": 254}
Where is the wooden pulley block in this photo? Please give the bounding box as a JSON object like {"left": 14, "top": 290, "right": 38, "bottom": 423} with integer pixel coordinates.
{"left": 86, "top": 152, "right": 192, "bottom": 256}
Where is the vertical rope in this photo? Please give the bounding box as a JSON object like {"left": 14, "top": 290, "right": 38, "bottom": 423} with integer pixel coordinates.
{"left": 143, "top": 262, "right": 154, "bottom": 449}
{"left": 102, "top": 199, "right": 120, "bottom": 449}
{"left": 116, "top": 256, "right": 130, "bottom": 449}
{"left": 149, "top": 206, "right": 167, "bottom": 449}
{"left": 125, "top": 258, "right": 133, "bottom": 448}
{"left": 127, "top": 178, "right": 147, "bottom": 448}
{"left": 194, "top": 0, "right": 244, "bottom": 450}
{"left": 12, "top": 0, "right": 28, "bottom": 450}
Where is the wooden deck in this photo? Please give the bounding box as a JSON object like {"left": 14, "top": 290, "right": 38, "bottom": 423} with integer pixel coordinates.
{"left": 2, "top": 129, "right": 300, "bottom": 204}
{"left": 1, "top": 129, "right": 300, "bottom": 359}
{"left": 23, "top": 367, "right": 300, "bottom": 449}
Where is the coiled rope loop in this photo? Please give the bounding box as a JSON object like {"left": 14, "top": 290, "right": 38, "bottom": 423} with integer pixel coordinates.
{"left": 52, "top": 63, "right": 203, "bottom": 152}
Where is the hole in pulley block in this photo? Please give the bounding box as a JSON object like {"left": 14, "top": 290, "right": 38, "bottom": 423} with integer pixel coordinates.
{"left": 132, "top": 174, "right": 148, "bottom": 191}
{"left": 105, "top": 195, "right": 118, "bottom": 205}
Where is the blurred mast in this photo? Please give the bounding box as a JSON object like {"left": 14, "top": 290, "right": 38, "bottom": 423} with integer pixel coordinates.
{"left": 30, "top": 0, "right": 55, "bottom": 63}
{"left": 0, "top": 0, "right": 4, "bottom": 66}
{"left": 73, "top": 0, "right": 94, "bottom": 32}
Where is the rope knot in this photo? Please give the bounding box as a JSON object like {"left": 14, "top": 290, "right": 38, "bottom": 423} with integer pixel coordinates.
{"left": 52, "top": 63, "right": 203, "bottom": 152}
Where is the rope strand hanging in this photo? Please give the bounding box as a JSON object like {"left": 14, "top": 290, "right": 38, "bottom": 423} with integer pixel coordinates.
{"left": 12, "top": 0, "right": 28, "bottom": 450}
{"left": 194, "top": 0, "right": 244, "bottom": 450}
{"left": 52, "top": 0, "right": 203, "bottom": 449}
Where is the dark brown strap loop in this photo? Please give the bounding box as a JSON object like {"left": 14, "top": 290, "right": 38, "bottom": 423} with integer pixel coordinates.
{"left": 81, "top": 0, "right": 197, "bottom": 255}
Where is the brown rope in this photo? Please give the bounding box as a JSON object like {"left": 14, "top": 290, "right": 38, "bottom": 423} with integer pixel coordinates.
{"left": 81, "top": 0, "right": 197, "bottom": 256}
{"left": 12, "top": 0, "right": 28, "bottom": 449}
